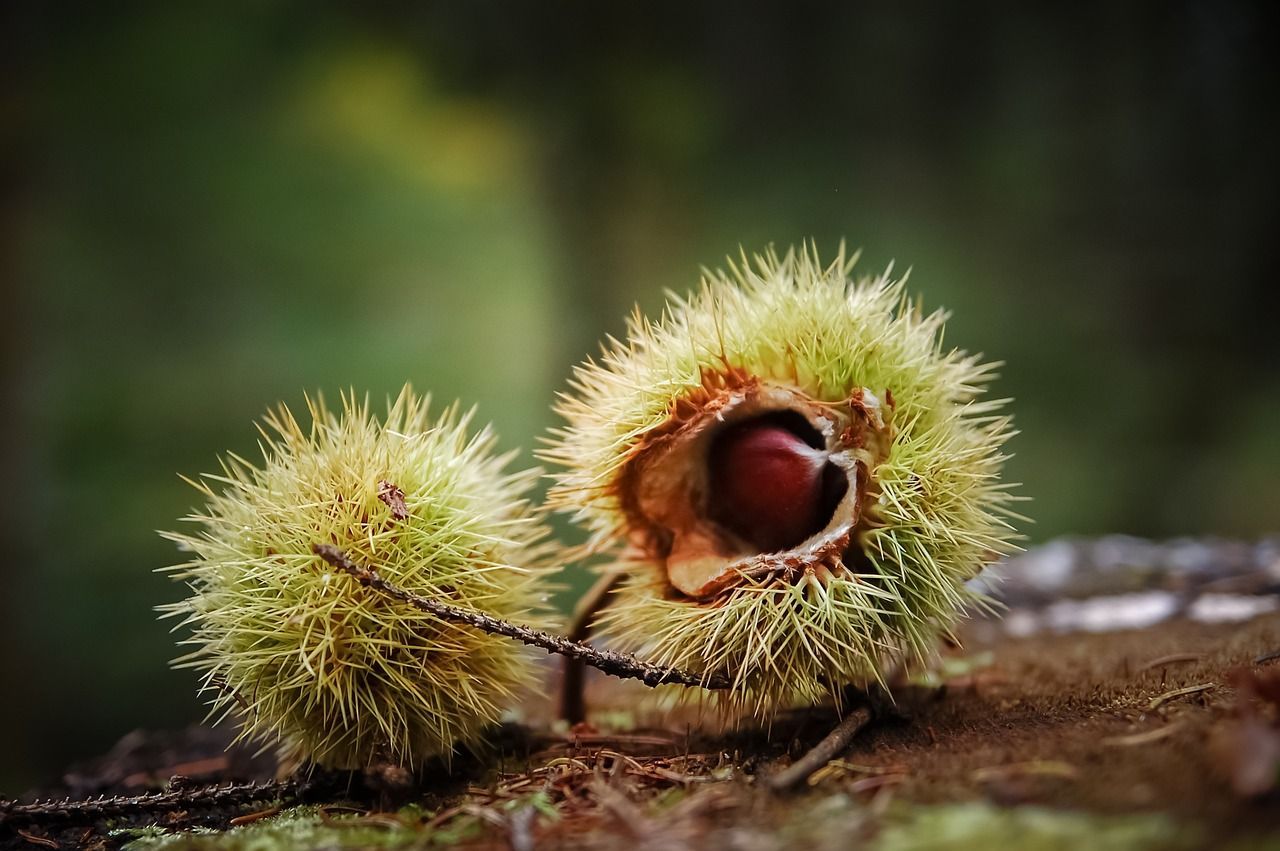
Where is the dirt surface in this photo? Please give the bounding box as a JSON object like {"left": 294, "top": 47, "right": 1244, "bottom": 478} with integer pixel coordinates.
{"left": 845, "top": 616, "right": 1278, "bottom": 821}
{"left": 4, "top": 613, "right": 1279, "bottom": 849}
{"left": 575, "top": 612, "right": 1280, "bottom": 829}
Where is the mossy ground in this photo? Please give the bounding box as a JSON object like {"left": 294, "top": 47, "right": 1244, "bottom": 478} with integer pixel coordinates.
{"left": 115, "top": 799, "right": 1200, "bottom": 851}
{"left": 9, "top": 613, "right": 1279, "bottom": 850}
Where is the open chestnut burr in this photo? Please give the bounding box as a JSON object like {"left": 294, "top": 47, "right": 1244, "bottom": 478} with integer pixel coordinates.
{"left": 544, "top": 245, "right": 1019, "bottom": 719}
{"left": 620, "top": 373, "right": 893, "bottom": 601}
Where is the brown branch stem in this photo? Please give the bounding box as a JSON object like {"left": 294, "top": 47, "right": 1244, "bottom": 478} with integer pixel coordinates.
{"left": 312, "top": 544, "right": 730, "bottom": 691}
{"left": 765, "top": 704, "right": 874, "bottom": 792}
{"left": 559, "top": 567, "right": 626, "bottom": 724}
{"left": 1, "top": 780, "right": 298, "bottom": 827}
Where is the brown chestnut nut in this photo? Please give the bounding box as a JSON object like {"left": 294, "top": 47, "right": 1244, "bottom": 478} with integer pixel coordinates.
{"left": 708, "top": 419, "right": 844, "bottom": 553}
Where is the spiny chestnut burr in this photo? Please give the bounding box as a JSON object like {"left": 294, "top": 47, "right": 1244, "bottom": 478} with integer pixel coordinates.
{"left": 542, "top": 243, "right": 1021, "bottom": 719}
{"left": 708, "top": 418, "right": 846, "bottom": 554}
{"left": 160, "top": 387, "right": 557, "bottom": 771}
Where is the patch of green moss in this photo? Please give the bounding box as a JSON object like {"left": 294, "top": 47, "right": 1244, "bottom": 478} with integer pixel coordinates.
{"left": 119, "top": 806, "right": 430, "bottom": 850}
{"left": 869, "top": 802, "right": 1198, "bottom": 851}
{"left": 766, "top": 796, "right": 1204, "bottom": 851}
{"left": 120, "top": 793, "right": 561, "bottom": 851}
{"left": 119, "top": 793, "right": 1254, "bottom": 851}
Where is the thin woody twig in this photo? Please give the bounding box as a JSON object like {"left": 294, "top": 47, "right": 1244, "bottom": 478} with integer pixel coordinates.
{"left": 1146, "top": 682, "right": 1214, "bottom": 710}
{"left": 1, "top": 780, "right": 298, "bottom": 827}
{"left": 560, "top": 567, "right": 627, "bottom": 723}
{"left": 765, "top": 705, "right": 874, "bottom": 792}
{"left": 312, "top": 544, "right": 730, "bottom": 691}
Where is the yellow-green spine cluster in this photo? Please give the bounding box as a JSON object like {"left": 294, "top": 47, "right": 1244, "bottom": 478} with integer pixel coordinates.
{"left": 162, "top": 388, "right": 555, "bottom": 769}
{"left": 544, "top": 245, "right": 1020, "bottom": 716}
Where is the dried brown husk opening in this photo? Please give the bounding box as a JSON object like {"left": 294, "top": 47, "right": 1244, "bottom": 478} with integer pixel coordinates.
{"left": 615, "top": 367, "right": 894, "bottom": 600}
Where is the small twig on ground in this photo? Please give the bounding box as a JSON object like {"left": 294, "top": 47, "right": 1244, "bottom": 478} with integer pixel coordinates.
{"left": 541, "top": 731, "right": 680, "bottom": 752}
{"left": 228, "top": 805, "right": 282, "bottom": 826}
{"left": 1146, "top": 682, "right": 1215, "bottom": 710}
{"left": 313, "top": 544, "right": 730, "bottom": 690}
{"left": 16, "top": 829, "right": 59, "bottom": 849}
{"left": 1256, "top": 649, "right": 1280, "bottom": 665}
{"left": 1, "top": 780, "right": 300, "bottom": 828}
{"left": 593, "top": 780, "right": 650, "bottom": 838}
{"left": 765, "top": 705, "right": 874, "bottom": 792}
{"left": 560, "top": 568, "right": 627, "bottom": 724}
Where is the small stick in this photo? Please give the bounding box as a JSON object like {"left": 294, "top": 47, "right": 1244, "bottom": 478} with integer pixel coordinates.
{"left": 228, "top": 805, "right": 282, "bottom": 826}
{"left": 313, "top": 545, "right": 730, "bottom": 690}
{"left": 765, "top": 705, "right": 874, "bottom": 792}
{"left": 1, "top": 780, "right": 296, "bottom": 827}
{"left": 560, "top": 568, "right": 626, "bottom": 724}
{"left": 1146, "top": 682, "right": 1214, "bottom": 710}
{"left": 17, "top": 829, "right": 59, "bottom": 849}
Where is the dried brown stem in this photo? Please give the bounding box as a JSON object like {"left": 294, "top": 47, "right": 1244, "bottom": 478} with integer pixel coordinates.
{"left": 312, "top": 544, "right": 730, "bottom": 691}
{"left": 0, "top": 780, "right": 297, "bottom": 827}
{"left": 559, "top": 567, "right": 626, "bottom": 724}
{"left": 765, "top": 705, "right": 874, "bottom": 792}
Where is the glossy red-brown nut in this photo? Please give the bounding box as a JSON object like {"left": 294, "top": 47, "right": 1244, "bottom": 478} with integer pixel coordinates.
{"left": 708, "top": 420, "right": 842, "bottom": 553}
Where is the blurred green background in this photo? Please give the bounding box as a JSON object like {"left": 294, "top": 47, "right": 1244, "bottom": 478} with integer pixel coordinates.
{"left": 2, "top": 2, "right": 1276, "bottom": 791}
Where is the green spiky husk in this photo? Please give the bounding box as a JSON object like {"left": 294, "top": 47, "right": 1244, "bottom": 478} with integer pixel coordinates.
{"left": 544, "top": 245, "right": 1020, "bottom": 717}
{"left": 162, "top": 388, "right": 556, "bottom": 769}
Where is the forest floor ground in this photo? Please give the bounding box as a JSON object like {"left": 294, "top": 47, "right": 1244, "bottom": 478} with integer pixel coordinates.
{"left": 5, "top": 613, "right": 1279, "bottom": 850}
